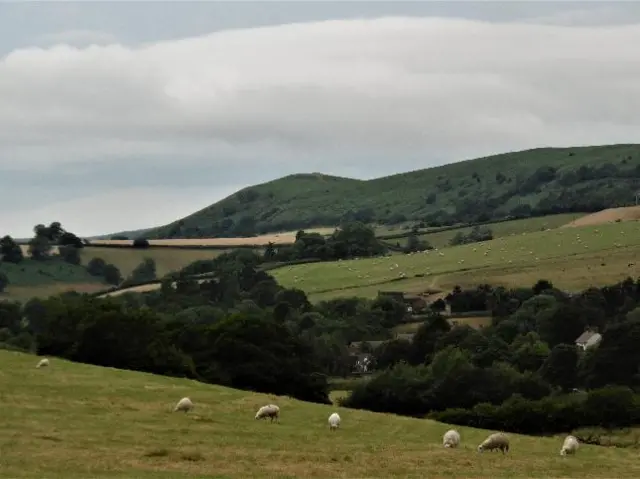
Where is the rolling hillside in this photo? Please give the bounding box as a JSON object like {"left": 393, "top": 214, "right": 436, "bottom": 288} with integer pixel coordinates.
{"left": 2, "top": 350, "right": 639, "bottom": 478}
{"left": 145, "top": 144, "right": 640, "bottom": 239}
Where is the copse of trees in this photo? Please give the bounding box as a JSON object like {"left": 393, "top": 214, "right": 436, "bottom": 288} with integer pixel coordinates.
{"left": 449, "top": 225, "right": 493, "bottom": 246}
{"left": 271, "top": 222, "right": 387, "bottom": 262}
{"left": 340, "top": 277, "right": 640, "bottom": 434}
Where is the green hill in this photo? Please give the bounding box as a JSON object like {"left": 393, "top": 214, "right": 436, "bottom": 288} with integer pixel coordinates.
{"left": 2, "top": 350, "right": 638, "bottom": 478}
{"left": 145, "top": 144, "right": 640, "bottom": 239}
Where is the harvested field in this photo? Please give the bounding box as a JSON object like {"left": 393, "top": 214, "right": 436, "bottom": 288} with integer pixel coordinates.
{"left": 2, "top": 349, "right": 639, "bottom": 478}
{"left": 91, "top": 228, "right": 335, "bottom": 248}
{"left": 562, "top": 206, "right": 640, "bottom": 228}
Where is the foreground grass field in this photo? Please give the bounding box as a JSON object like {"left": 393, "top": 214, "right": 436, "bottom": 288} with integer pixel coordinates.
{"left": 1, "top": 350, "right": 638, "bottom": 478}
{"left": 272, "top": 221, "right": 640, "bottom": 300}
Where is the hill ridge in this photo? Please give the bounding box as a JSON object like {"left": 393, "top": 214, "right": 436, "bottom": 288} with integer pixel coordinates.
{"left": 132, "top": 143, "right": 640, "bottom": 239}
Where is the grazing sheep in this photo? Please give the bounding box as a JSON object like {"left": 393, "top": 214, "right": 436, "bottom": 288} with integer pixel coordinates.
{"left": 255, "top": 404, "right": 280, "bottom": 422}
{"left": 442, "top": 429, "right": 461, "bottom": 448}
{"left": 560, "top": 435, "right": 579, "bottom": 456}
{"left": 36, "top": 358, "right": 49, "bottom": 368}
{"left": 328, "top": 412, "right": 341, "bottom": 431}
{"left": 173, "top": 397, "right": 194, "bottom": 413}
{"left": 477, "top": 432, "right": 509, "bottom": 454}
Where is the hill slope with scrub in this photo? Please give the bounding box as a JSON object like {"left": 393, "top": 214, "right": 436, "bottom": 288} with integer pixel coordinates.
{"left": 145, "top": 144, "right": 640, "bottom": 239}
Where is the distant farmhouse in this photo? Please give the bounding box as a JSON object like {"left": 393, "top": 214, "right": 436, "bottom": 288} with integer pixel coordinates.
{"left": 575, "top": 329, "right": 602, "bottom": 351}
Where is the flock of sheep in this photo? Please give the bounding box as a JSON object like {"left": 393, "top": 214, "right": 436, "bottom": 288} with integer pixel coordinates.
{"left": 173, "top": 393, "right": 580, "bottom": 457}
{"left": 443, "top": 429, "right": 579, "bottom": 456}
{"left": 36, "top": 358, "right": 580, "bottom": 458}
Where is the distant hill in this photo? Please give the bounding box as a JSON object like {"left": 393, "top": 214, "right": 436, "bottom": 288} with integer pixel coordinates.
{"left": 144, "top": 144, "right": 640, "bottom": 239}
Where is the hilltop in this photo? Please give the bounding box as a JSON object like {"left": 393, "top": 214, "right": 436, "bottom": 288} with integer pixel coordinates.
{"left": 2, "top": 350, "right": 639, "bottom": 478}
{"left": 144, "top": 144, "right": 640, "bottom": 239}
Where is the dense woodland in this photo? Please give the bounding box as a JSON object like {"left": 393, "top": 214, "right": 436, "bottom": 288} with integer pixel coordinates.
{"left": 2, "top": 236, "right": 640, "bottom": 436}
{"left": 143, "top": 145, "right": 640, "bottom": 239}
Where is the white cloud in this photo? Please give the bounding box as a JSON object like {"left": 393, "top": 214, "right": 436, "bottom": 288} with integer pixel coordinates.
{"left": 2, "top": 15, "right": 640, "bottom": 235}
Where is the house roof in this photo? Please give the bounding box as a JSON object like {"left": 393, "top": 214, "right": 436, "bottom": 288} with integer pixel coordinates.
{"left": 575, "top": 330, "right": 600, "bottom": 344}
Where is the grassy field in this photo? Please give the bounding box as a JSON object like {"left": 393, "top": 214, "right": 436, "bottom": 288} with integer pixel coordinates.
{"left": 1, "top": 350, "right": 638, "bottom": 478}
{"left": 0, "top": 259, "right": 107, "bottom": 301}
{"left": 79, "top": 247, "right": 238, "bottom": 278}
{"left": 272, "top": 221, "right": 640, "bottom": 300}
{"left": 395, "top": 213, "right": 584, "bottom": 249}
{"left": 393, "top": 316, "right": 492, "bottom": 334}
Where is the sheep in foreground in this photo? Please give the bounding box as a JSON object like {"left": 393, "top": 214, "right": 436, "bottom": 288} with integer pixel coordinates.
{"left": 442, "top": 429, "right": 461, "bottom": 448}
{"left": 560, "top": 435, "right": 579, "bottom": 456}
{"left": 255, "top": 404, "right": 280, "bottom": 422}
{"left": 173, "top": 397, "right": 194, "bottom": 413}
{"left": 477, "top": 432, "right": 509, "bottom": 454}
{"left": 36, "top": 358, "right": 49, "bottom": 368}
{"left": 328, "top": 412, "right": 341, "bottom": 431}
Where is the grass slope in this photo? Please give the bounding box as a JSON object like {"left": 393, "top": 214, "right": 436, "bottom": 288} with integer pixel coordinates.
{"left": 145, "top": 144, "right": 640, "bottom": 239}
{"left": 395, "top": 213, "right": 584, "bottom": 249}
{"left": 272, "top": 221, "right": 640, "bottom": 300}
{"left": 1, "top": 350, "right": 638, "bottom": 478}
{"left": 0, "top": 259, "right": 107, "bottom": 301}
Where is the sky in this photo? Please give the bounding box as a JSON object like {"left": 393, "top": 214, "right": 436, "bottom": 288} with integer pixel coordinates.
{"left": 1, "top": 1, "right": 640, "bottom": 238}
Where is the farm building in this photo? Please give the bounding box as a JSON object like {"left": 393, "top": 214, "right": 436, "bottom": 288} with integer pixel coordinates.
{"left": 575, "top": 329, "right": 603, "bottom": 351}
{"left": 377, "top": 291, "right": 428, "bottom": 314}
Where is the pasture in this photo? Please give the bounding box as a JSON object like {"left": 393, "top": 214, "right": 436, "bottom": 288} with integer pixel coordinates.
{"left": 272, "top": 221, "right": 640, "bottom": 300}
{"left": 1, "top": 350, "right": 638, "bottom": 478}
{"left": 396, "top": 213, "right": 584, "bottom": 250}
{"left": 0, "top": 259, "right": 106, "bottom": 301}
{"left": 79, "top": 247, "right": 238, "bottom": 278}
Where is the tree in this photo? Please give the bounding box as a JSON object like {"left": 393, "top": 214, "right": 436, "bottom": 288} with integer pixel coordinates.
{"left": 539, "top": 344, "right": 578, "bottom": 391}
{"left": 58, "top": 245, "right": 81, "bottom": 265}
{"left": 133, "top": 238, "right": 150, "bottom": 248}
{"left": 87, "top": 257, "right": 107, "bottom": 277}
{"left": 0, "top": 236, "right": 24, "bottom": 263}
{"left": 125, "top": 258, "right": 156, "bottom": 285}
{"left": 103, "top": 264, "right": 122, "bottom": 285}
{"left": 0, "top": 271, "right": 8, "bottom": 293}
{"left": 263, "top": 242, "right": 276, "bottom": 260}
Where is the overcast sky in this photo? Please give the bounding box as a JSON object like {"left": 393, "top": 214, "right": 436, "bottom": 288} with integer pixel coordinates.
{"left": 1, "top": 1, "right": 640, "bottom": 238}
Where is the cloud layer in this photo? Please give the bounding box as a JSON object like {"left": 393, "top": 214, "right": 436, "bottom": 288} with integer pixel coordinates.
{"left": 2, "top": 16, "right": 640, "bottom": 235}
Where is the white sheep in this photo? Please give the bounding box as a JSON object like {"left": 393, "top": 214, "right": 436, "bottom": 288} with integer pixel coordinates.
{"left": 36, "top": 358, "right": 49, "bottom": 368}
{"left": 328, "top": 412, "right": 341, "bottom": 431}
{"left": 173, "top": 396, "right": 194, "bottom": 413}
{"left": 442, "top": 429, "right": 461, "bottom": 448}
{"left": 560, "top": 435, "right": 579, "bottom": 456}
{"left": 255, "top": 404, "right": 280, "bottom": 422}
{"left": 477, "top": 432, "right": 510, "bottom": 454}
